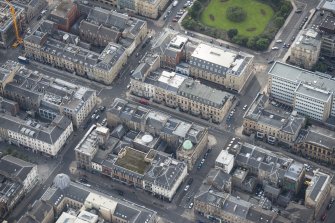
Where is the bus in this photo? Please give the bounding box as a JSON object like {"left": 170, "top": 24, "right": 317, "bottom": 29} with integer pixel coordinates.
{"left": 18, "top": 56, "right": 29, "bottom": 64}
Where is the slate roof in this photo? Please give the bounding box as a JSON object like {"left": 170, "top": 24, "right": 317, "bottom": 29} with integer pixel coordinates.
{"left": 0, "top": 155, "right": 35, "bottom": 182}
{"left": 144, "top": 152, "right": 186, "bottom": 189}
{"left": 0, "top": 113, "right": 72, "bottom": 145}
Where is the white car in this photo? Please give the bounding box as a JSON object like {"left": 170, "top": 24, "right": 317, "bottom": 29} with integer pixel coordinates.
{"left": 189, "top": 202, "right": 194, "bottom": 209}
{"left": 243, "top": 105, "right": 248, "bottom": 110}
{"left": 184, "top": 185, "right": 190, "bottom": 191}
{"left": 271, "top": 47, "right": 279, "bottom": 50}
{"left": 275, "top": 39, "right": 283, "bottom": 43}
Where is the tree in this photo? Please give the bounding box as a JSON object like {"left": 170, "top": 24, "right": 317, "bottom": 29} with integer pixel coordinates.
{"left": 312, "top": 61, "right": 327, "bottom": 72}
{"left": 255, "top": 38, "right": 269, "bottom": 50}
{"left": 226, "top": 6, "right": 247, "bottom": 22}
{"left": 189, "top": 1, "right": 202, "bottom": 19}
{"left": 232, "top": 35, "right": 248, "bottom": 46}
{"left": 227, "top": 29, "right": 238, "bottom": 39}
{"left": 273, "top": 16, "right": 285, "bottom": 28}
{"left": 247, "top": 36, "right": 259, "bottom": 49}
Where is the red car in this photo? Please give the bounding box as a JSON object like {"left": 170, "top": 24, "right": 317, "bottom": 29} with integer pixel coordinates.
{"left": 321, "top": 212, "right": 327, "bottom": 221}
{"left": 172, "top": 18, "right": 178, "bottom": 22}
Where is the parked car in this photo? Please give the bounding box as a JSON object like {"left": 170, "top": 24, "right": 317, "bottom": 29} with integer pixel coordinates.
{"left": 189, "top": 202, "right": 194, "bottom": 209}
{"left": 271, "top": 47, "right": 279, "bottom": 50}
{"left": 184, "top": 185, "right": 190, "bottom": 191}
{"left": 321, "top": 212, "right": 327, "bottom": 221}
{"left": 243, "top": 105, "right": 248, "bottom": 110}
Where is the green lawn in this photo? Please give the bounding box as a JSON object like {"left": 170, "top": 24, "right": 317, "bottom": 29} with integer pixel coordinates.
{"left": 200, "top": 0, "right": 274, "bottom": 37}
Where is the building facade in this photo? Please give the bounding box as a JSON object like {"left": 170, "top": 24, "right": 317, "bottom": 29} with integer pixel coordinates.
{"left": 13, "top": 0, "right": 47, "bottom": 23}
{"left": 294, "top": 126, "right": 335, "bottom": 165}
{"left": 243, "top": 93, "right": 306, "bottom": 145}
{"left": 305, "top": 170, "right": 331, "bottom": 216}
{"left": 319, "top": 15, "right": 335, "bottom": 58}
{"left": 290, "top": 29, "right": 321, "bottom": 69}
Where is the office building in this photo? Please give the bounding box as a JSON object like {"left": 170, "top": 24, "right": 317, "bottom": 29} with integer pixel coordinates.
{"left": 0, "top": 61, "right": 97, "bottom": 127}
{"left": 131, "top": 70, "right": 234, "bottom": 123}
{"left": 189, "top": 43, "right": 253, "bottom": 92}
{"left": 78, "top": 6, "right": 147, "bottom": 55}
{"left": 194, "top": 165, "right": 312, "bottom": 223}
{"left": 107, "top": 98, "right": 208, "bottom": 170}
{"left": 268, "top": 61, "right": 335, "bottom": 122}
{"left": 17, "top": 200, "right": 54, "bottom": 223}
{"left": 319, "top": 16, "right": 335, "bottom": 58}
{"left": 0, "top": 155, "right": 38, "bottom": 218}
{"left": 294, "top": 125, "right": 335, "bottom": 165}
{"left": 290, "top": 29, "right": 321, "bottom": 69}
{"left": 152, "top": 34, "right": 188, "bottom": 70}
{"left": 75, "top": 125, "right": 188, "bottom": 201}
{"left": 215, "top": 150, "right": 234, "bottom": 174}
{"left": 24, "top": 3, "right": 148, "bottom": 85}
{"left": 48, "top": 0, "right": 79, "bottom": 32}
{"left": 234, "top": 143, "right": 305, "bottom": 194}
{"left": 0, "top": 1, "right": 24, "bottom": 48}
{"left": 12, "top": 0, "right": 47, "bottom": 22}
{"left": 305, "top": 170, "right": 331, "bottom": 216}
{"left": 0, "top": 113, "right": 73, "bottom": 156}
{"left": 38, "top": 173, "right": 158, "bottom": 223}
{"left": 243, "top": 93, "right": 306, "bottom": 145}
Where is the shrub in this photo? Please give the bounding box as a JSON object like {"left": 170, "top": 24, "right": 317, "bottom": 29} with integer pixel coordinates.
{"left": 227, "top": 28, "right": 238, "bottom": 39}
{"left": 226, "top": 6, "right": 247, "bottom": 22}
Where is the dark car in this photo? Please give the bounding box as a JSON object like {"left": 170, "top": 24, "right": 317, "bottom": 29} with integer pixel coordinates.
{"left": 37, "top": 15, "right": 42, "bottom": 20}
{"left": 188, "top": 178, "right": 193, "bottom": 185}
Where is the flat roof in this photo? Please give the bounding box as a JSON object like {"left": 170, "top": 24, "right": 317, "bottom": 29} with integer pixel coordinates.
{"left": 269, "top": 61, "right": 335, "bottom": 92}
{"left": 192, "top": 43, "right": 236, "bottom": 68}
{"left": 115, "top": 147, "right": 150, "bottom": 175}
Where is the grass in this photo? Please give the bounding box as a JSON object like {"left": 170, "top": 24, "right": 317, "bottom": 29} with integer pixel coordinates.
{"left": 200, "top": 0, "right": 274, "bottom": 37}
{"left": 115, "top": 148, "right": 150, "bottom": 175}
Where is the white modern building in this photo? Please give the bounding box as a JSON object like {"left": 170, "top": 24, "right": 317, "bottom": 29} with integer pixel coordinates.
{"left": 215, "top": 150, "right": 234, "bottom": 174}
{"left": 268, "top": 62, "right": 335, "bottom": 122}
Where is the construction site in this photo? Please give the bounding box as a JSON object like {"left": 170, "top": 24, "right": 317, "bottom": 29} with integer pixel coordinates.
{"left": 0, "top": 0, "right": 24, "bottom": 48}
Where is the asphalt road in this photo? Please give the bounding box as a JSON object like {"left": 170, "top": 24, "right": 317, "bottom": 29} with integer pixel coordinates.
{"left": 3, "top": 0, "right": 330, "bottom": 221}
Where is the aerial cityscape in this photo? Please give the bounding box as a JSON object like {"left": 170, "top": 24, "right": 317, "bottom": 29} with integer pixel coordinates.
{"left": 0, "top": 0, "right": 335, "bottom": 222}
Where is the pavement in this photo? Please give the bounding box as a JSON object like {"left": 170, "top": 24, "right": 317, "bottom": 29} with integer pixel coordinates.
{"left": 2, "top": 0, "right": 332, "bottom": 222}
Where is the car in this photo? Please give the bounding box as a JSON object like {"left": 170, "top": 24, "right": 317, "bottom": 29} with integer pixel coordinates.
{"left": 197, "top": 163, "right": 202, "bottom": 169}
{"left": 163, "top": 15, "right": 167, "bottom": 20}
{"left": 291, "top": 36, "right": 296, "bottom": 41}
{"left": 204, "top": 152, "right": 208, "bottom": 159}
{"left": 189, "top": 202, "right": 194, "bottom": 209}
{"left": 243, "top": 105, "right": 248, "bottom": 110}
{"left": 271, "top": 47, "right": 279, "bottom": 50}
{"left": 37, "top": 15, "right": 42, "bottom": 20}
{"left": 188, "top": 178, "right": 193, "bottom": 185}
{"left": 167, "top": 10, "right": 171, "bottom": 14}
{"left": 268, "top": 60, "right": 274, "bottom": 64}
{"left": 172, "top": 18, "right": 178, "bottom": 22}
{"left": 142, "top": 43, "right": 147, "bottom": 48}
{"left": 210, "top": 39, "right": 213, "bottom": 43}
{"left": 99, "top": 106, "right": 106, "bottom": 111}
{"left": 130, "top": 70, "right": 135, "bottom": 74}
{"left": 321, "top": 212, "right": 327, "bottom": 221}
{"left": 79, "top": 178, "right": 88, "bottom": 183}
{"left": 184, "top": 185, "right": 190, "bottom": 191}
{"left": 127, "top": 84, "right": 131, "bottom": 89}
{"left": 275, "top": 39, "right": 283, "bottom": 43}
{"left": 327, "top": 202, "right": 333, "bottom": 210}
{"left": 95, "top": 115, "right": 100, "bottom": 120}
{"left": 94, "top": 109, "right": 99, "bottom": 114}
{"left": 295, "top": 9, "right": 302, "bottom": 13}
{"left": 91, "top": 114, "right": 96, "bottom": 119}
{"left": 175, "top": 15, "right": 181, "bottom": 19}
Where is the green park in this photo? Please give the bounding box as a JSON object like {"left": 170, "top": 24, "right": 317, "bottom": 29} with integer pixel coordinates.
{"left": 200, "top": 0, "right": 274, "bottom": 37}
